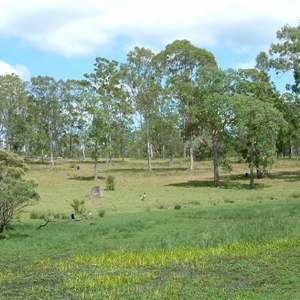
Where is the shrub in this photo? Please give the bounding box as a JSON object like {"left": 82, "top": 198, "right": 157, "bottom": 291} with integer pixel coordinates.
{"left": 98, "top": 210, "right": 105, "bottom": 217}
{"left": 70, "top": 199, "right": 86, "bottom": 215}
{"left": 224, "top": 199, "right": 235, "bottom": 203}
{"left": 174, "top": 204, "right": 181, "bottom": 210}
{"left": 291, "top": 192, "right": 300, "bottom": 198}
{"left": 106, "top": 175, "right": 115, "bottom": 191}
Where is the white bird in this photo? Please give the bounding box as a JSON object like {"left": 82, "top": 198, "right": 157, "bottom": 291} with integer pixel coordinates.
{"left": 140, "top": 192, "right": 146, "bottom": 201}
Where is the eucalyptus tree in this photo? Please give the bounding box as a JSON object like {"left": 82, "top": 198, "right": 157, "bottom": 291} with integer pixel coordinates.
{"left": 60, "top": 80, "right": 92, "bottom": 158}
{"left": 232, "top": 96, "right": 285, "bottom": 188}
{"left": 155, "top": 39, "right": 217, "bottom": 170}
{"left": 122, "top": 47, "right": 162, "bottom": 170}
{"left": 84, "top": 58, "right": 133, "bottom": 163}
{"left": 0, "top": 74, "right": 29, "bottom": 152}
{"left": 28, "top": 76, "right": 63, "bottom": 165}
{"left": 86, "top": 106, "right": 108, "bottom": 180}
{"left": 256, "top": 22, "right": 300, "bottom": 153}
{"left": 195, "top": 66, "right": 237, "bottom": 187}
{"left": 256, "top": 21, "right": 300, "bottom": 94}
{"left": 276, "top": 92, "right": 300, "bottom": 157}
{"left": 233, "top": 68, "right": 285, "bottom": 182}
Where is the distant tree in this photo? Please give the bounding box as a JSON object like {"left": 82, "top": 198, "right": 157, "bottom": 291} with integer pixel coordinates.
{"left": 84, "top": 57, "right": 134, "bottom": 163}
{"left": 0, "top": 74, "right": 29, "bottom": 152}
{"left": 0, "top": 150, "right": 40, "bottom": 233}
{"left": 276, "top": 92, "right": 300, "bottom": 157}
{"left": 86, "top": 107, "right": 107, "bottom": 181}
{"left": 28, "top": 76, "right": 63, "bottom": 164}
{"left": 60, "top": 80, "right": 91, "bottom": 158}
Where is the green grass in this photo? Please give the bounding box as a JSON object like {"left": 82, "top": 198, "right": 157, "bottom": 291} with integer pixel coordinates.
{"left": 1, "top": 157, "right": 300, "bottom": 299}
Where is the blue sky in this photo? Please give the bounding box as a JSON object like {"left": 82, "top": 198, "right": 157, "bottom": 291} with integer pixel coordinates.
{"left": 0, "top": 0, "right": 299, "bottom": 91}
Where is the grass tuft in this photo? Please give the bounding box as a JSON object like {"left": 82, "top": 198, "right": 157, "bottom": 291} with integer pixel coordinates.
{"left": 174, "top": 204, "right": 181, "bottom": 210}
{"left": 98, "top": 209, "right": 105, "bottom": 217}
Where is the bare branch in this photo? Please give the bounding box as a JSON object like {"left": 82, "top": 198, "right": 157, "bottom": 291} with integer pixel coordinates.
{"left": 36, "top": 218, "right": 54, "bottom": 230}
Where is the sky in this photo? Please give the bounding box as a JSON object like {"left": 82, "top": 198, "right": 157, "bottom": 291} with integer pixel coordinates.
{"left": 0, "top": 0, "right": 299, "bottom": 90}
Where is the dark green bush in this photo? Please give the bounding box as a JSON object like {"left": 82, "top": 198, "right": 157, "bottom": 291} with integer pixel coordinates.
{"left": 106, "top": 175, "right": 115, "bottom": 190}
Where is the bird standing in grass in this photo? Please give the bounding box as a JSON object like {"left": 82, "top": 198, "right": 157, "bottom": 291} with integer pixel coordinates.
{"left": 140, "top": 192, "right": 146, "bottom": 201}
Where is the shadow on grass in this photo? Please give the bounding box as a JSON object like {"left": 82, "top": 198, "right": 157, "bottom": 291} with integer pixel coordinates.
{"left": 166, "top": 178, "right": 267, "bottom": 190}
{"left": 268, "top": 170, "right": 300, "bottom": 182}
{"left": 68, "top": 175, "right": 106, "bottom": 181}
{"left": 106, "top": 167, "right": 189, "bottom": 173}
{"left": 166, "top": 180, "right": 214, "bottom": 188}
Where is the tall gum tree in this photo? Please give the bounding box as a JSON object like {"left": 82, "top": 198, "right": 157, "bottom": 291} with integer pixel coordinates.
{"left": 155, "top": 39, "right": 217, "bottom": 170}
{"left": 256, "top": 22, "right": 300, "bottom": 155}
{"left": 122, "top": 47, "right": 161, "bottom": 171}
{"left": 60, "top": 80, "right": 91, "bottom": 158}
{"left": 84, "top": 58, "right": 134, "bottom": 162}
{"left": 195, "top": 66, "right": 237, "bottom": 187}
{"left": 256, "top": 21, "right": 300, "bottom": 94}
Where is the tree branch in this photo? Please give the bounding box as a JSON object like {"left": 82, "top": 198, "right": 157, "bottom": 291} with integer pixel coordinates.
{"left": 36, "top": 218, "right": 54, "bottom": 230}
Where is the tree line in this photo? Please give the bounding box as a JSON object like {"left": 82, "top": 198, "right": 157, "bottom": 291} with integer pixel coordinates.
{"left": 1, "top": 22, "right": 300, "bottom": 188}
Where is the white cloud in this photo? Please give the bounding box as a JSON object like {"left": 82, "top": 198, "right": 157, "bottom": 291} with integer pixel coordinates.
{"left": 0, "top": 61, "right": 30, "bottom": 80}
{"left": 231, "top": 59, "right": 256, "bottom": 70}
{"left": 0, "top": 0, "right": 299, "bottom": 58}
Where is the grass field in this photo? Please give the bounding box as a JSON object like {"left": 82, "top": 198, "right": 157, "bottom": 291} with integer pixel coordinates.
{"left": 1, "top": 157, "right": 300, "bottom": 299}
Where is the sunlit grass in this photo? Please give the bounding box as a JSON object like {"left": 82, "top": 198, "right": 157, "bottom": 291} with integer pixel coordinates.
{"left": 71, "top": 238, "right": 298, "bottom": 268}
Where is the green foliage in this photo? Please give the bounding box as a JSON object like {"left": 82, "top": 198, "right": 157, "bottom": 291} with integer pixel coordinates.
{"left": 106, "top": 175, "right": 115, "bottom": 190}
{"left": 98, "top": 209, "right": 106, "bottom": 217}
{"left": 0, "top": 150, "right": 40, "bottom": 233}
{"left": 70, "top": 199, "right": 86, "bottom": 215}
{"left": 0, "top": 74, "right": 30, "bottom": 153}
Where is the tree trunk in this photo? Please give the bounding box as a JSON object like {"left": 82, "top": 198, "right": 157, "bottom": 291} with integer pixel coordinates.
{"left": 250, "top": 138, "right": 255, "bottom": 189}
{"left": 183, "top": 141, "right": 187, "bottom": 158}
{"left": 94, "top": 141, "right": 98, "bottom": 181}
{"left": 41, "top": 148, "right": 44, "bottom": 163}
{"left": 5, "top": 130, "right": 10, "bottom": 152}
{"left": 189, "top": 137, "right": 194, "bottom": 170}
{"left": 106, "top": 134, "right": 112, "bottom": 164}
{"left": 212, "top": 132, "right": 220, "bottom": 187}
{"left": 69, "top": 125, "right": 73, "bottom": 158}
{"left": 145, "top": 113, "right": 152, "bottom": 171}
{"left": 81, "top": 142, "right": 86, "bottom": 160}
{"left": 170, "top": 154, "right": 174, "bottom": 164}
{"left": 0, "top": 223, "right": 4, "bottom": 234}
{"left": 288, "top": 138, "right": 292, "bottom": 158}
{"left": 49, "top": 129, "right": 54, "bottom": 165}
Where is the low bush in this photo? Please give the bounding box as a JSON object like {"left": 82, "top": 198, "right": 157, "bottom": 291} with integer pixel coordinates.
{"left": 106, "top": 175, "right": 116, "bottom": 190}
